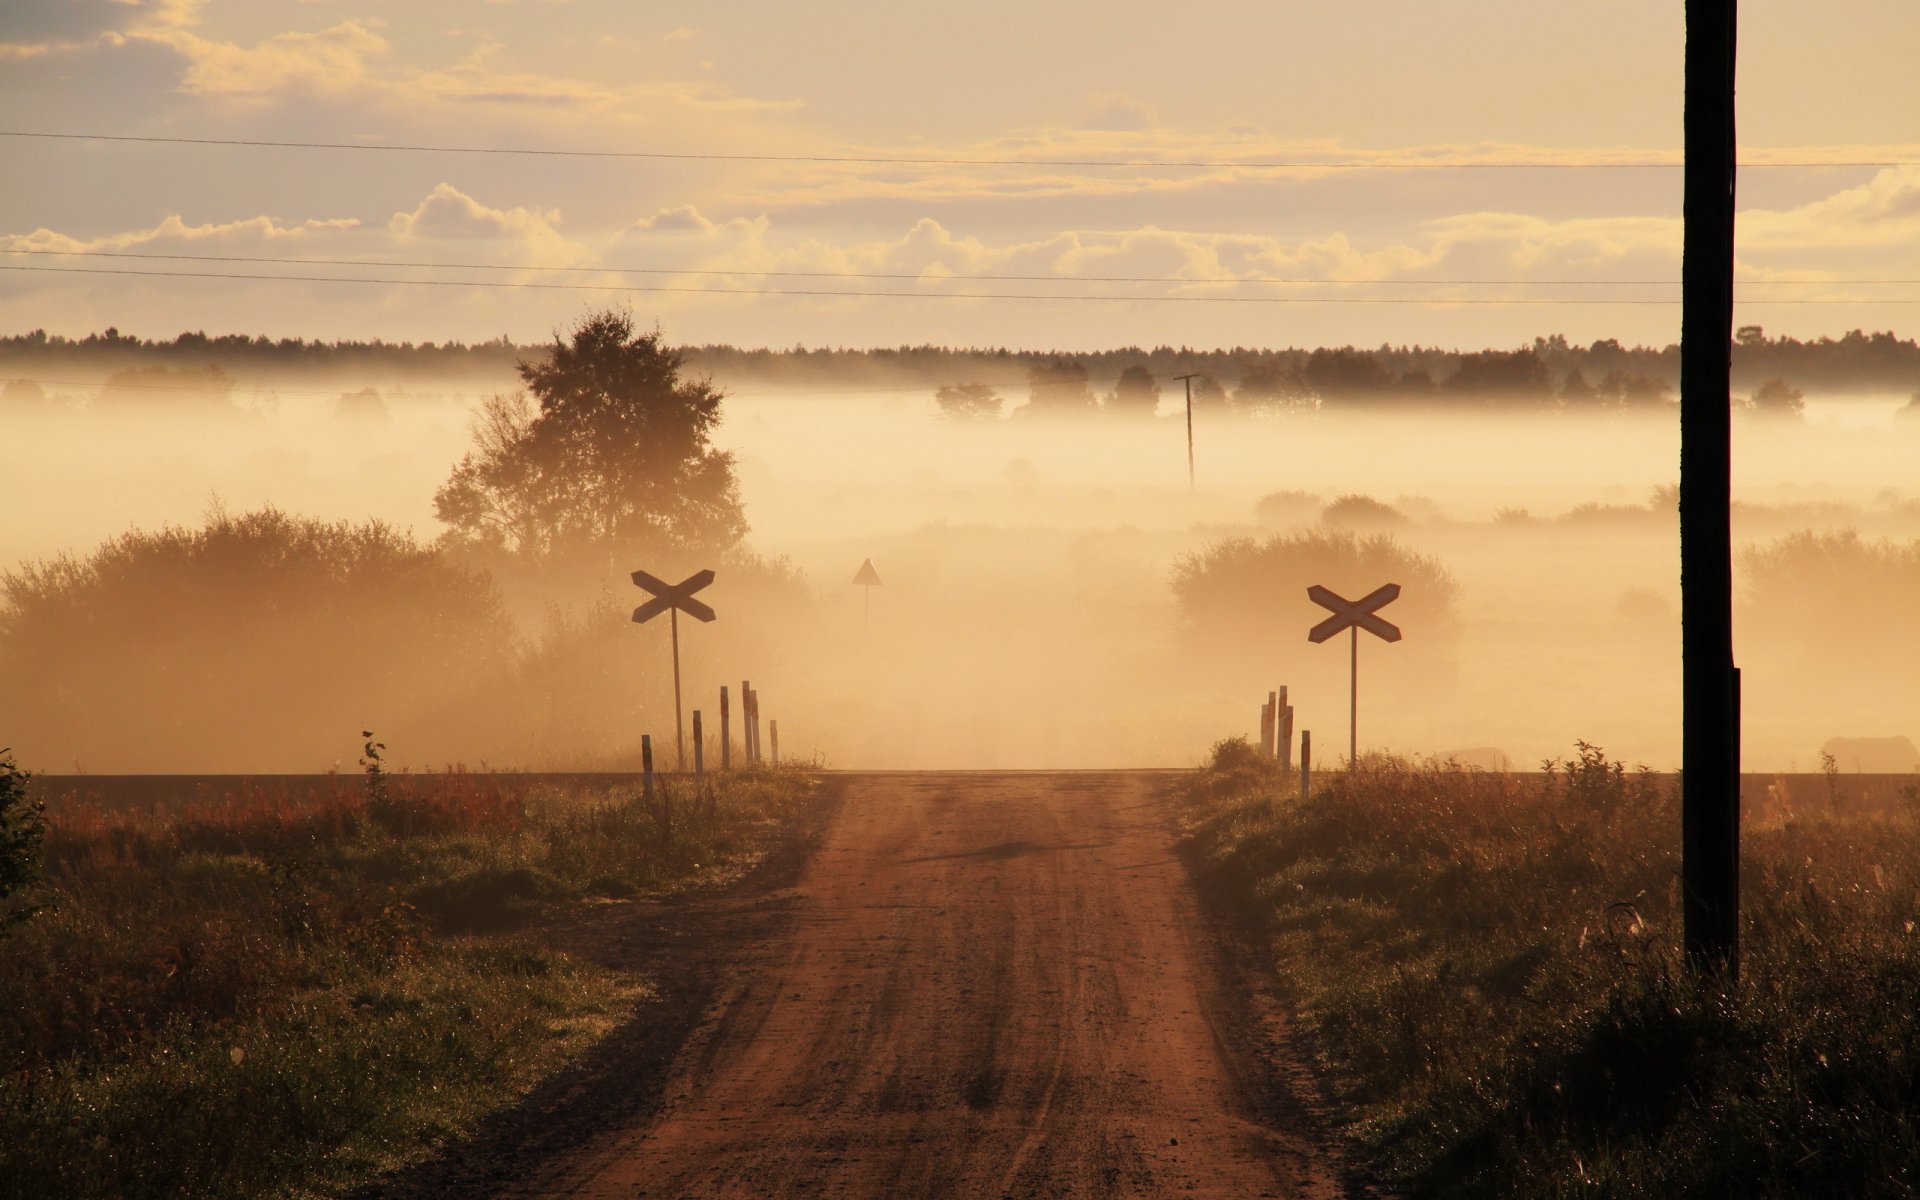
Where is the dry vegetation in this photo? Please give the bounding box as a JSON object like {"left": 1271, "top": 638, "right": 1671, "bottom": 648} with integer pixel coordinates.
{"left": 0, "top": 757, "right": 823, "bottom": 1199}
{"left": 1184, "top": 740, "right": 1920, "bottom": 1198}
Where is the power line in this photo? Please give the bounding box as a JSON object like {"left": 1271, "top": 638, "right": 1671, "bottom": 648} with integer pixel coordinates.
{"left": 0, "top": 262, "right": 1694, "bottom": 304}
{"left": 11, "top": 247, "right": 1916, "bottom": 289}
{"left": 5, "top": 262, "right": 1912, "bottom": 305}
{"left": 2, "top": 129, "right": 1911, "bottom": 170}
{"left": 12, "top": 246, "right": 1700, "bottom": 287}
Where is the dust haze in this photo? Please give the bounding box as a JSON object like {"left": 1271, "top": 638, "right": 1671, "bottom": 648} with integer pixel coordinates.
{"left": 4, "top": 361, "right": 1917, "bottom": 774}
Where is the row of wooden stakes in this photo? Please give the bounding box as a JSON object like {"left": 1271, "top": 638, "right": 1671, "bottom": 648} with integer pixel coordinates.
{"left": 1258, "top": 686, "right": 1313, "bottom": 798}
{"left": 642, "top": 680, "right": 780, "bottom": 803}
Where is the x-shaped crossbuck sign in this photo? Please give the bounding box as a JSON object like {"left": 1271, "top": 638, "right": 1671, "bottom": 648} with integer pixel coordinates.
{"left": 1307, "top": 583, "right": 1402, "bottom": 643}
{"left": 632, "top": 568, "right": 717, "bottom": 624}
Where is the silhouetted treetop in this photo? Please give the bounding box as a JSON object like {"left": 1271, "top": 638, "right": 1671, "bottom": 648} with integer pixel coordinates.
{"left": 434, "top": 310, "right": 745, "bottom": 562}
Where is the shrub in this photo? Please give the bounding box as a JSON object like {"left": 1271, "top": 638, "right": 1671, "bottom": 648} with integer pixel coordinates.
{"left": 1171, "top": 528, "right": 1458, "bottom": 653}
{"left": 0, "top": 748, "right": 46, "bottom": 930}
{"left": 0, "top": 508, "right": 517, "bottom": 771}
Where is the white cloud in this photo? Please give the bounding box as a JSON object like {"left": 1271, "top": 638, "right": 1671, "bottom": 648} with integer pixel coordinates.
{"left": 388, "top": 183, "right": 586, "bottom": 265}
{"left": 156, "top": 21, "right": 389, "bottom": 101}
{"left": 1, "top": 212, "right": 362, "bottom": 253}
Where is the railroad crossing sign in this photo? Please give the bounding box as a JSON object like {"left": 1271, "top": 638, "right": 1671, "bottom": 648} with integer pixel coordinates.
{"left": 1307, "top": 583, "right": 1403, "bottom": 766}
{"left": 632, "top": 569, "right": 717, "bottom": 625}
{"left": 1307, "top": 583, "right": 1402, "bottom": 644}
{"left": 631, "top": 568, "right": 717, "bottom": 770}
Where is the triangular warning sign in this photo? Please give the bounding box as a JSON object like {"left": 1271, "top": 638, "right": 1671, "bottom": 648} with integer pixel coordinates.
{"left": 852, "top": 558, "right": 882, "bottom": 587}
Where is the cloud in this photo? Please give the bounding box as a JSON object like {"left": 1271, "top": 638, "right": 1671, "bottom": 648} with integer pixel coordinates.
{"left": 388, "top": 183, "right": 586, "bottom": 265}
{"left": 155, "top": 21, "right": 390, "bottom": 101}
{"left": 1740, "top": 167, "right": 1920, "bottom": 250}
{"left": 1081, "top": 93, "right": 1156, "bottom": 133}
{"left": 1, "top": 212, "right": 362, "bottom": 254}
{"left": 0, "top": 0, "right": 199, "bottom": 58}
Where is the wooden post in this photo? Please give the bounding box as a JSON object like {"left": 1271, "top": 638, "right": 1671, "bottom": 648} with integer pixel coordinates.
{"left": 771, "top": 719, "right": 780, "bottom": 766}
{"left": 1280, "top": 694, "right": 1295, "bottom": 771}
{"left": 693, "top": 710, "right": 705, "bottom": 782}
{"left": 670, "top": 607, "right": 685, "bottom": 770}
{"left": 744, "top": 679, "right": 760, "bottom": 764}
{"left": 1260, "top": 697, "right": 1274, "bottom": 757}
{"left": 741, "top": 680, "right": 753, "bottom": 764}
{"left": 720, "top": 685, "right": 731, "bottom": 771}
{"left": 642, "top": 734, "right": 654, "bottom": 804}
{"left": 1682, "top": 0, "right": 1740, "bottom": 978}
{"left": 1300, "top": 730, "right": 1312, "bottom": 799}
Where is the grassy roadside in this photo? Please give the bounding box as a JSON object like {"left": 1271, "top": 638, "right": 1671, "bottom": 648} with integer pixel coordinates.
{"left": 1, "top": 762, "right": 825, "bottom": 1199}
{"left": 1183, "top": 739, "right": 1920, "bottom": 1198}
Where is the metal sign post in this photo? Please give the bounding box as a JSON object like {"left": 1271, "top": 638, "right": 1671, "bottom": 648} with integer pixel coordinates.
{"left": 1307, "top": 583, "right": 1403, "bottom": 765}
{"left": 631, "top": 567, "right": 717, "bottom": 771}
{"left": 853, "top": 558, "right": 882, "bottom": 632}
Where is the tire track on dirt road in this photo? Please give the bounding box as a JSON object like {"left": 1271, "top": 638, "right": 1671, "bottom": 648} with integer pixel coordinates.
{"left": 522, "top": 771, "right": 1352, "bottom": 1199}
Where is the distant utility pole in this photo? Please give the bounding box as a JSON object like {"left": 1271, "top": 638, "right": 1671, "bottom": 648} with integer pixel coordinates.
{"left": 1173, "top": 372, "right": 1201, "bottom": 490}
{"left": 1681, "top": 0, "right": 1740, "bottom": 978}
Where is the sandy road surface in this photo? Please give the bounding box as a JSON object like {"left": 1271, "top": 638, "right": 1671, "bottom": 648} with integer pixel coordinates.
{"left": 523, "top": 772, "right": 1347, "bottom": 1199}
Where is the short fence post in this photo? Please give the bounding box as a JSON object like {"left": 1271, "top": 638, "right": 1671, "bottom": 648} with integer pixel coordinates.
{"left": 771, "top": 719, "right": 780, "bottom": 766}
{"left": 720, "top": 686, "right": 731, "bottom": 771}
{"left": 642, "top": 734, "right": 655, "bottom": 804}
{"left": 1279, "top": 688, "right": 1295, "bottom": 770}
{"left": 1300, "top": 730, "right": 1312, "bottom": 800}
{"left": 1260, "top": 695, "right": 1274, "bottom": 758}
{"left": 693, "top": 710, "right": 705, "bottom": 782}
{"left": 741, "top": 680, "right": 754, "bottom": 765}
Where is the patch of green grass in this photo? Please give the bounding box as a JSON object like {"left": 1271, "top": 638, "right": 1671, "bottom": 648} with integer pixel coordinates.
{"left": 1184, "top": 738, "right": 1920, "bottom": 1198}
{"left": 3, "top": 765, "right": 822, "bottom": 1199}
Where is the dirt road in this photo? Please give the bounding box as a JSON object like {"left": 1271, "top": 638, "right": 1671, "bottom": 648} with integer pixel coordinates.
{"left": 524, "top": 772, "right": 1348, "bottom": 1199}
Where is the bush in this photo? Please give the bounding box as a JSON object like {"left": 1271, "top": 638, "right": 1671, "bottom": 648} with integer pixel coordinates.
{"left": 1171, "top": 528, "right": 1458, "bottom": 653}
{"left": 0, "top": 508, "right": 517, "bottom": 771}
{"left": 1184, "top": 746, "right": 1920, "bottom": 1198}
{"left": 0, "top": 748, "right": 46, "bottom": 930}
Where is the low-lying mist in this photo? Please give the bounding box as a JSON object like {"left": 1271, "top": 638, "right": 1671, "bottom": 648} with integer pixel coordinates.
{"left": 4, "top": 373, "right": 1917, "bottom": 774}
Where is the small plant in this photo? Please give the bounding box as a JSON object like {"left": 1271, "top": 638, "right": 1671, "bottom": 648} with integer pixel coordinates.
{"left": 359, "top": 729, "right": 411, "bottom": 833}
{"left": 359, "top": 730, "right": 388, "bottom": 806}
{"left": 0, "top": 746, "right": 48, "bottom": 930}
{"left": 1822, "top": 749, "right": 1841, "bottom": 816}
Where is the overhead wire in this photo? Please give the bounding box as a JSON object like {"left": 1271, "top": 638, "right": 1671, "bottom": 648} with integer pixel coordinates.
{"left": 7, "top": 247, "right": 1916, "bottom": 289}
{"left": 2, "top": 262, "right": 1911, "bottom": 305}
{"left": 2, "top": 130, "right": 1912, "bottom": 170}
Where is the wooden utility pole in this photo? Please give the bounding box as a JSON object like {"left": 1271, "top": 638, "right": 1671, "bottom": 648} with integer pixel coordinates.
{"left": 1682, "top": 0, "right": 1740, "bottom": 977}
{"left": 1173, "top": 372, "right": 1201, "bottom": 490}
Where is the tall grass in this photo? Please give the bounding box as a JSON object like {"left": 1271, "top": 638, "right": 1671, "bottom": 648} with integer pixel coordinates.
{"left": 1184, "top": 739, "right": 1920, "bottom": 1198}
{"left": 1, "top": 763, "right": 821, "bottom": 1199}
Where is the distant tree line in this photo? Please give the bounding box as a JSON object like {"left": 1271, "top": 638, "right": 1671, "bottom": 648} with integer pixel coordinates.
{"left": 5, "top": 325, "right": 1919, "bottom": 413}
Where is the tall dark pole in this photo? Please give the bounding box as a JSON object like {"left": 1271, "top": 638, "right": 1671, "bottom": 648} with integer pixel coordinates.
{"left": 1173, "top": 372, "right": 1200, "bottom": 490}
{"left": 1682, "top": 0, "right": 1740, "bottom": 976}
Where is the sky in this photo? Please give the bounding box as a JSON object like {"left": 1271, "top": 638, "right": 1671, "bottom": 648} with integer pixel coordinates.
{"left": 2, "top": 0, "right": 1918, "bottom": 350}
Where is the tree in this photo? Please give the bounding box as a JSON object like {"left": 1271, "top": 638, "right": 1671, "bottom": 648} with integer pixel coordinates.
{"left": 1302, "top": 347, "right": 1395, "bottom": 407}
{"left": 434, "top": 310, "right": 746, "bottom": 560}
{"left": 1108, "top": 365, "right": 1160, "bottom": 417}
{"left": 933, "top": 383, "right": 1003, "bottom": 421}
{"left": 1018, "top": 359, "right": 1097, "bottom": 417}
{"left": 1559, "top": 368, "right": 1598, "bottom": 407}
{"left": 1233, "top": 358, "right": 1311, "bottom": 412}
{"left": 1747, "top": 377, "right": 1804, "bottom": 420}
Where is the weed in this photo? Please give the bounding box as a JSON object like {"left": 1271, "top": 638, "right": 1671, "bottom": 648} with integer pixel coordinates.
{"left": 1184, "top": 740, "right": 1920, "bottom": 1197}
{"left": 5, "top": 759, "right": 821, "bottom": 1197}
